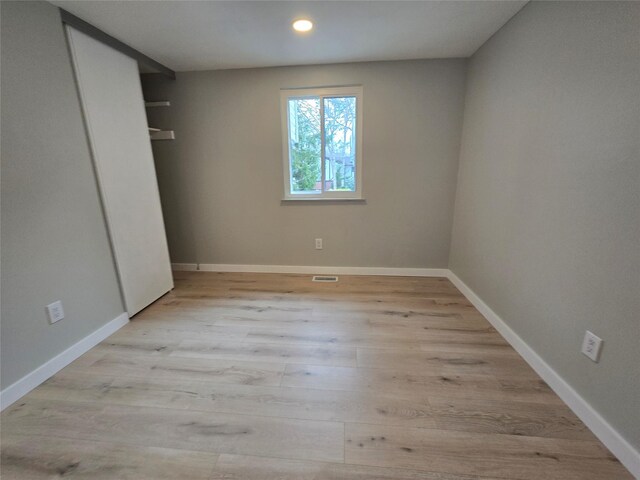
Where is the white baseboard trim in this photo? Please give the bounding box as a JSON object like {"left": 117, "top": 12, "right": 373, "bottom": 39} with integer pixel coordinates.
{"left": 446, "top": 270, "right": 640, "bottom": 478}
{"left": 171, "top": 263, "right": 198, "bottom": 271}
{"left": 0, "top": 312, "right": 129, "bottom": 411}
{"left": 186, "top": 263, "right": 448, "bottom": 277}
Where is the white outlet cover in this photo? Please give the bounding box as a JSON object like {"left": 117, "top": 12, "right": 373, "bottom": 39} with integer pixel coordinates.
{"left": 581, "top": 330, "right": 603, "bottom": 362}
{"left": 46, "top": 300, "right": 65, "bottom": 324}
{"left": 315, "top": 238, "right": 323, "bottom": 250}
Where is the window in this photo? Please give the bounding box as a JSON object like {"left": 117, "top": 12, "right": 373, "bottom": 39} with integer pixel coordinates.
{"left": 281, "top": 86, "right": 363, "bottom": 200}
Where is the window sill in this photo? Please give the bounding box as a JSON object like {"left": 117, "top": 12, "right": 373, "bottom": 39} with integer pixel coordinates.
{"left": 281, "top": 197, "right": 366, "bottom": 204}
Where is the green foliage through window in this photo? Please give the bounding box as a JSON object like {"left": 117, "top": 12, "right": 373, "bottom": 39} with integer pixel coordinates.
{"left": 287, "top": 93, "right": 357, "bottom": 194}
{"left": 288, "top": 98, "right": 321, "bottom": 192}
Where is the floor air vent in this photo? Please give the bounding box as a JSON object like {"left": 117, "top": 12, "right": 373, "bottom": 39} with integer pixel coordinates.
{"left": 312, "top": 275, "right": 339, "bottom": 282}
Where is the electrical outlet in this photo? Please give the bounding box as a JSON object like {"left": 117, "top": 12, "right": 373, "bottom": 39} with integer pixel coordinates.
{"left": 46, "top": 300, "right": 65, "bottom": 324}
{"left": 581, "top": 330, "right": 603, "bottom": 362}
{"left": 315, "top": 238, "right": 323, "bottom": 250}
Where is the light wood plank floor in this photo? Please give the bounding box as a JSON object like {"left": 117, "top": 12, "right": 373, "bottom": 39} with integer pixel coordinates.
{"left": 1, "top": 272, "right": 633, "bottom": 479}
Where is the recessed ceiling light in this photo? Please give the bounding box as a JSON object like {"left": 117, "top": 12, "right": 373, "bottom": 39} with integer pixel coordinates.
{"left": 292, "top": 19, "right": 313, "bottom": 33}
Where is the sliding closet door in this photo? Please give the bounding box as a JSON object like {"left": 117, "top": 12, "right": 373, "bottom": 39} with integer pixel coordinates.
{"left": 66, "top": 26, "right": 173, "bottom": 316}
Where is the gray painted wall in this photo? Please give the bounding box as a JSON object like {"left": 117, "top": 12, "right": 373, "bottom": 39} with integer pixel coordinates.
{"left": 450, "top": 1, "right": 640, "bottom": 449}
{"left": 1, "top": 1, "right": 124, "bottom": 389}
{"left": 142, "top": 59, "right": 467, "bottom": 268}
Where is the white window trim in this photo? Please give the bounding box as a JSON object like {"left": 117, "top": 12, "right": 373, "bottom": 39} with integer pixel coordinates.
{"left": 280, "top": 85, "right": 363, "bottom": 201}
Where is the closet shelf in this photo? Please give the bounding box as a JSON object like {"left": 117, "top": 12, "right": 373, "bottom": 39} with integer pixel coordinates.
{"left": 150, "top": 130, "right": 175, "bottom": 141}
{"left": 145, "top": 101, "right": 173, "bottom": 140}
{"left": 145, "top": 101, "right": 170, "bottom": 107}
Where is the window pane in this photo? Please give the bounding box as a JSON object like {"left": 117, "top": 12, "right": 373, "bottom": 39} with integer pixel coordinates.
{"left": 324, "top": 96, "right": 356, "bottom": 192}
{"left": 288, "top": 97, "right": 321, "bottom": 194}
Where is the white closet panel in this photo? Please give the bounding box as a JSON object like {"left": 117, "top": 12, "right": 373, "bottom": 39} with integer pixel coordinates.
{"left": 66, "top": 26, "right": 173, "bottom": 316}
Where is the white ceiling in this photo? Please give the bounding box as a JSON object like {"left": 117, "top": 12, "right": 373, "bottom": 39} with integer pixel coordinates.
{"left": 52, "top": 1, "right": 527, "bottom": 72}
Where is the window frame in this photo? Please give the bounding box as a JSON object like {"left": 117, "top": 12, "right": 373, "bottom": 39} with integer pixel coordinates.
{"left": 280, "top": 85, "right": 363, "bottom": 201}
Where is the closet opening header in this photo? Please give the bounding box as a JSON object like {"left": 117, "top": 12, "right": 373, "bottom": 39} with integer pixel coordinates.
{"left": 59, "top": 8, "right": 176, "bottom": 80}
